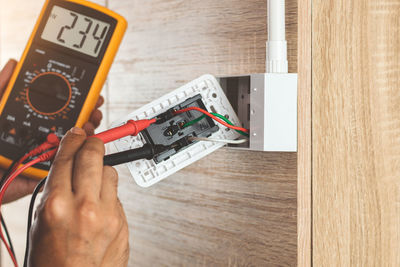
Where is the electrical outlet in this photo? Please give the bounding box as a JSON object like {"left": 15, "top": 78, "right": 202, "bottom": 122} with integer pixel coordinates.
{"left": 219, "top": 73, "right": 298, "bottom": 152}
{"left": 111, "top": 75, "right": 241, "bottom": 187}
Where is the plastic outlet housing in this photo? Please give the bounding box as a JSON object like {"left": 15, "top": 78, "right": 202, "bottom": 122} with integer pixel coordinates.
{"left": 218, "top": 73, "right": 298, "bottom": 152}
{"left": 111, "top": 75, "right": 241, "bottom": 187}
{"left": 141, "top": 94, "right": 219, "bottom": 163}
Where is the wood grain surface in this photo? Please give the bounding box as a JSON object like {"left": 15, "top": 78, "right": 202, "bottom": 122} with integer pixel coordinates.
{"left": 297, "top": 0, "right": 312, "bottom": 266}
{"left": 0, "top": 0, "right": 302, "bottom": 266}
{"left": 107, "top": 0, "right": 299, "bottom": 266}
{"left": 313, "top": 0, "right": 400, "bottom": 266}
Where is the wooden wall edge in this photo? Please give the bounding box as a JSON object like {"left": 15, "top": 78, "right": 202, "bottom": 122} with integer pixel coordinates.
{"left": 297, "top": 0, "right": 312, "bottom": 266}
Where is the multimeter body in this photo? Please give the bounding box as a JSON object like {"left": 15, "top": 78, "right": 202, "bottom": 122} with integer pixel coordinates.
{"left": 0, "top": 0, "right": 126, "bottom": 179}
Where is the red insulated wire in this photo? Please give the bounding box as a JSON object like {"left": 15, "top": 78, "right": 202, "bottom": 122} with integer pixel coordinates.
{"left": 173, "top": 107, "right": 249, "bottom": 133}
{"left": 0, "top": 230, "right": 17, "bottom": 267}
{"left": 0, "top": 158, "right": 42, "bottom": 206}
{"left": 0, "top": 151, "right": 56, "bottom": 213}
{"left": 10, "top": 133, "right": 60, "bottom": 174}
{"left": 0, "top": 150, "right": 56, "bottom": 267}
{"left": 0, "top": 142, "right": 58, "bottom": 267}
{"left": 0, "top": 158, "right": 41, "bottom": 267}
{"left": 11, "top": 154, "right": 30, "bottom": 174}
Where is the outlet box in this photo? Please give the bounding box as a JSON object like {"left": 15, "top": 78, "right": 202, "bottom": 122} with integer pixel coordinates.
{"left": 218, "top": 73, "right": 298, "bottom": 152}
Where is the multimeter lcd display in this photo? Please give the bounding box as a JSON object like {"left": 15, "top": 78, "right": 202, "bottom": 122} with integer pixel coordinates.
{"left": 41, "top": 6, "right": 110, "bottom": 57}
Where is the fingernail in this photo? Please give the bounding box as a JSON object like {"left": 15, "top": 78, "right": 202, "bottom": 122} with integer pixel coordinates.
{"left": 70, "top": 127, "right": 85, "bottom": 135}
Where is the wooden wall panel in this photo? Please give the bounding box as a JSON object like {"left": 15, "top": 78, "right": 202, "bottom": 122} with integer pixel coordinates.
{"left": 107, "top": 0, "right": 299, "bottom": 266}
{"left": 297, "top": 0, "right": 312, "bottom": 266}
{"left": 313, "top": 0, "right": 400, "bottom": 266}
{"left": 0, "top": 0, "right": 305, "bottom": 266}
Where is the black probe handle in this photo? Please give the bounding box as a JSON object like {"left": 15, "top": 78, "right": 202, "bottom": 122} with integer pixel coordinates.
{"left": 103, "top": 144, "right": 155, "bottom": 166}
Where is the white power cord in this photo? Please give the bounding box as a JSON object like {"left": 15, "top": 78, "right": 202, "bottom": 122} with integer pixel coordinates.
{"left": 188, "top": 137, "right": 248, "bottom": 145}
{"left": 266, "top": 0, "right": 288, "bottom": 73}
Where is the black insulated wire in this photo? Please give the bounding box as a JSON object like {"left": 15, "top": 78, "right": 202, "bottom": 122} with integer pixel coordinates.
{"left": 24, "top": 177, "right": 46, "bottom": 267}
{"left": 1, "top": 215, "right": 15, "bottom": 258}
{"left": 103, "top": 144, "right": 170, "bottom": 166}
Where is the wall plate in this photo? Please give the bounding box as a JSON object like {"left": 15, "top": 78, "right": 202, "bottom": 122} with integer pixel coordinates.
{"left": 111, "top": 74, "right": 241, "bottom": 187}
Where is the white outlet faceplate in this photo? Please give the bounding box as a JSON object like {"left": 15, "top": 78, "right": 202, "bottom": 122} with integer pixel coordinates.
{"left": 111, "top": 75, "right": 241, "bottom": 187}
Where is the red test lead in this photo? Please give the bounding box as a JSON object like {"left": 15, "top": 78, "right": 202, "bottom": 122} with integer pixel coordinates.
{"left": 0, "top": 118, "right": 156, "bottom": 201}
{"left": 9, "top": 133, "right": 60, "bottom": 175}
{"left": 26, "top": 133, "right": 60, "bottom": 157}
{"left": 93, "top": 119, "right": 156, "bottom": 144}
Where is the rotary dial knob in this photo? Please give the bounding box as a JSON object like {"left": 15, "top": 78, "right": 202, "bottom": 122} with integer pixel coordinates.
{"left": 27, "top": 72, "right": 72, "bottom": 116}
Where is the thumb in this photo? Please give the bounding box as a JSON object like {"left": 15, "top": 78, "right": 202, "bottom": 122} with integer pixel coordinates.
{"left": 0, "top": 59, "right": 17, "bottom": 97}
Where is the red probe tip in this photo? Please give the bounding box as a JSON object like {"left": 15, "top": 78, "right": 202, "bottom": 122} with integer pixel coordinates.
{"left": 93, "top": 119, "right": 157, "bottom": 144}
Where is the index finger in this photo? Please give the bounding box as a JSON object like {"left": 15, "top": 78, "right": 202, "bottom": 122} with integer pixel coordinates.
{"left": 72, "top": 137, "right": 105, "bottom": 199}
{"left": 44, "top": 128, "right": 87, "bottom": 194}
{"left": 95, "top": 95, "right": 104, "bottom": 108}
{"left": 0, "top": 59, "right": 17, "bottom": 95}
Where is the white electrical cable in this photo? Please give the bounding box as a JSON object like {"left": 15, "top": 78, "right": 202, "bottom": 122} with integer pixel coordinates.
{"left": 266, "top": 0, "right": 288, "bottom": 73}
{"left": 188, "top": 137, "right": 248, "bottom": 145}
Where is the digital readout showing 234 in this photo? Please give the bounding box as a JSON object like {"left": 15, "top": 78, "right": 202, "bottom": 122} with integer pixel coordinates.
{"left": 41, "top": 5, "right": 110, "bottom": 57}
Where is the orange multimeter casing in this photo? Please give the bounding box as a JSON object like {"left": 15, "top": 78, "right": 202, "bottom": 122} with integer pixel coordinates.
{"left": 0, "top": 0, "right": 127, "bottom": 179}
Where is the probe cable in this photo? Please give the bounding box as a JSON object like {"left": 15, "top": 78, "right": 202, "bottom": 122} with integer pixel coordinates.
{"left": 0, "top": 134, "right": 60, "bottom": 265}
{"left": 0, "top": 159, "right": 21, "bottom": 261}
{"left": 0, "top": 138, "right": 42, "bottom": 266}
{"left": 173, "top": 107, "right": 249, "bottom": 133}
{"left": 0, "top": 224, "right": 17, "bottom": 266}
{"left": 103, "top": 143, "right": 171, "bottom": 166}
{"left": 1, "top": 214, "right": 15, "bottom": 257}
{"left": 0, "top": 143, "right": 60, "bottom": 267}
{"left": 0, "top": 138, "right": 38, "bottom": 187}
{"left": 23, "top": 177, "right": 46, "bottom": 267}
{"left": 0, "top": 118, "right": 156, "bottom": 205}
{"left": 8, "top": 134, "right": 60, "bottom": 176}
{"left": 0, "top": 155, "right": 47, "bottom": 267}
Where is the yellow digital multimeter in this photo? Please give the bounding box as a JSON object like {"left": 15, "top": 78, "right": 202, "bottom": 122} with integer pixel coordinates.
{"left": 0, "top": 0, "right": 127, "bottom": 179}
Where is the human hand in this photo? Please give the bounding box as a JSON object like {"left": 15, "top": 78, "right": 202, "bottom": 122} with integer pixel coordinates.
{"left": 29, "top": 128, "right": 129, "bottom": 267}
{"left": 0, "top": 59, "right": 105, "bottom": 203}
